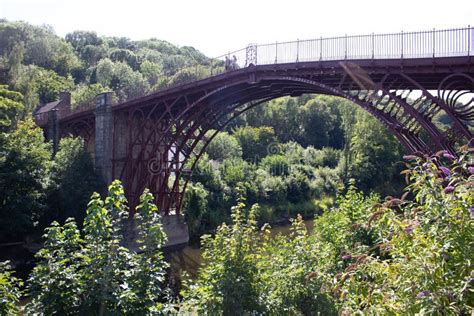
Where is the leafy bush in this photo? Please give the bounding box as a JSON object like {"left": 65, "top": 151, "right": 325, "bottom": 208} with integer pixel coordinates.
{"left": 333, "top": 150, "right": 474, "bottom": 314}
{"left": 182, "top": 190, "right": 264, "bottom": 314}
{"left": 0, "top": 261, "right": 22, "bottom": 315}
{"left": 261, "top": 154, "right": 290, "bottom": 176}
{"left": 182, "top": 182, "right": 209, "bottom": 237}
{"left": 184, "top": 148, "right": 473, "bottom": 315}
{"left": 285, "top": 171, "right": 311, "bottom": 203}
{"left": 183, "top": 189, "right": 338, "bottom": 315}
{"left": 27, "top": 180, "right": 170, "bottom": 314}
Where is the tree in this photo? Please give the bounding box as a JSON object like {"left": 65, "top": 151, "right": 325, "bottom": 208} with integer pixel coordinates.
{"left": 260, "top": 154, "right": 290, "bottom": 176}
{"left": 96, "top": 59, "right": 149, "bottom": 101}
{"left": 300, "top": 98, "right": 339, "bottom": 148}
{"left": 0, "top": 85, "right": 23, "bottom": 132}
{"left": 285, "top": 171, "right": 311, "bottom": 203}
{"left": 71, "top": 83, "right": 108, "bottom": 106}
{"left": 0, "top": 119, "right": 51, "bottom": 240}
{"left": 140, "top": 60, "right": 163, "bottom": 86}
{"left": 257, "top": 216, "right": 337, "bottom": 315}
{"left": 233, "top": 126, "right": 278, "bottom": 162}
{"left": 206, "top": 132, "right": 242, "bottom": 161}
{"left": 27, "top": 180, "right": 170, "bottom": 314}
{"left": 348, "top": 112, "right": 403, "bottom": 193}
{"left": 65, "top": 31, "right": 103, "bottom": 53}
{"left": 33, "top": 68, "right": 75, "bottom": 104}
{"left": 109, "top": 48, "right": 139, "bottom": 70}
{"left": 95, "top": 58, "right": 115, "bottom": 87}
{"left": 182, "top": 182, "right": 209, "bottom": 237}
{"left": 45, "top": 137, "right": 103, "bottom": 226}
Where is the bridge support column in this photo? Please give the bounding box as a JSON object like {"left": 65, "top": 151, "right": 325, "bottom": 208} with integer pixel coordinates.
{"left": 47, "top": 109, "right": 60, "bottom": 154}
{"left": 94, "top": 92, "right": 114, "bottom": 185}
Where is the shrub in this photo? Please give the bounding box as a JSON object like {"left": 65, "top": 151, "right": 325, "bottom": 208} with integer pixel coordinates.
{"left": 260, "top": 154, "right": 290, "bottom": 176}
{"left": 182, "top": 189, "right": 264, "bottom": 314}
{"left": 0, "top": 261, "right": 22, "bottom": 315}
{"left": 333, "top": 150, "right": 474, "bottom": 314}
{"left": 27, "top": 180, "right": 170, "bottom": 314}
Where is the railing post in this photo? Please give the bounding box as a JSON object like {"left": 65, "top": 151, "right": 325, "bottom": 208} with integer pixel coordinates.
{"left": 468, "top": 25, "right": 471, "bottom": 56}
{"left": 275, "top": 41, "right": 278, "bottom": 63}
{"left": 255, "top": 44, "right": 258, "bottom": 65}
{"left": 432, "top": 28, "right": 436, "bottom": 58}
{"left": 320, "top": 36, "right": 323, "bottom": 61}
{"left": 401, "top": 30, "right": 404, "bottom": 59}
{"left": 371, "top": 33, "right": 374, "bottom": 59}
{"left": 344, "top": 34, "right": 347, "bottom": 59}
{"left": 296, "top": 39, "right": 299, "bottom": 62}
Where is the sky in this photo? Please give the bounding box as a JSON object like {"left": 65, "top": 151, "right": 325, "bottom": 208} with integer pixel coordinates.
{"left": 1, "top": 0, "right": 473, "bottom": 57}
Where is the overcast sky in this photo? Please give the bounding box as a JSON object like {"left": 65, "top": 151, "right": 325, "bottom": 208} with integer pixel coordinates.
{"left": 1, "top": 0, "right": 472, "bottom": 57}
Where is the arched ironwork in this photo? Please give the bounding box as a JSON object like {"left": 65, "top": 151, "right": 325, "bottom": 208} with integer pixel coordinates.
{"left": 33, "top": 26, "right": 474, "bottom": 215}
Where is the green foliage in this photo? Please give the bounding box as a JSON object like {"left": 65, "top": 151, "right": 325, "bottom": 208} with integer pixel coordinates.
{"left": 13, "top": 65, "right": 74, "bottom": 106}
{"left": 33, "top": 67, "right": 75, "bottom": 104}
{"left": 140, "top": 60, "right": 163, "bottom": 86}
{"left": 27, "top": 180, "right": 170, "bottom": 314}
{"left": 333, "top": 150, "right": 474, "bottom": 314}
{"left": 285, "top": 171, "right": 312, "bottom": 203}
{"left": 205, "top": 131, "right": 242, "bottom": 161}
{"left": 0, "top": 119, "right": 51, "bottom": 240}
{"left": 96, "top": 58, "right": 149, "bottom": 101}
{"left": 0, "top": 20, "right": 79, "bottom": 77}
{"left": 109, "top": 48, "right": 139, "bottom": 70}
{"left": 65, "top": 31, "right": 103, "bottom": 53}
{"left": 259, "top": 173, "right": 287, "bottom": 205}
{"left": 184, "top": 149, "right": 473, "bottom": 315}
{"left": 0, "top": 84, "right": 23, "bottom": 132}
{"left": 183, "top": 191, "right": 338, "bottom": 315}
{"left": 182, "top": 182, "right": 209, "bottom": 237}
{"left": 347, "top": 112, "right": 403, "bottom": 193}
{"left": 27, "top": 219, "right": 83, "bottom": 314}
{"left": 233, "top": 126, "right": 278, "bottom": 162}
{"left": 221, "top": 158, "right": 255, "bottom": 188}
{"left": 71, "top": 83, "right": 108, "bottom": 106}
{"left": 257, "top": 216, "right": 337, "bottom": 315}
{"left": 46, "top": 137, "right": 103, "bottom": 226}
{"left": 0, "top": 261, "right": 23, "bottom": 315}
{"left": 260, "top": 154, "right": 289, "bottom": 176}
{"left": 303, "top": 146, "right": 341, "bottom": 169}
{"left": 1, "top": 19, "right": 211, "bottom": 115}
{"left": 182, "top": 190, "right": 264, "bottom": 314}
{"left": 299, "top": 98, "right": 340, "bottom": 148}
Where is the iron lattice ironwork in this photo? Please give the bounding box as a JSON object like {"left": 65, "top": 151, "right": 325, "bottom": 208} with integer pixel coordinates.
{"left": 34, "top": 27, "right": 474, "bottom": 215}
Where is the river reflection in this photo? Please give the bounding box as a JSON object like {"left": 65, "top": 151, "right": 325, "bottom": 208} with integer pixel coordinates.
{"left": 165, "top": 219, "right": 315, "bottom": 279}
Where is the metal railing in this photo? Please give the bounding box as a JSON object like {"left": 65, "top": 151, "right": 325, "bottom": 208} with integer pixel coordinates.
{"left": 35, "top": 26, "right": 472, "bottom": 125}
{"left": 213, "top": 26, "right": 472, "bottom": 69}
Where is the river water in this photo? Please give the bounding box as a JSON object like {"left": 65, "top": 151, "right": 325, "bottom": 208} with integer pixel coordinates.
{"left": 165, "top": 219, "right": 315, "bottom": 279}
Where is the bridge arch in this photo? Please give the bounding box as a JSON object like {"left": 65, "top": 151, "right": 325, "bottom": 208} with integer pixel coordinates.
{"left": 33, "top": 26, "right": 474, "bottom": 215}
{"left": 117, "top": 68, "right": 472, "bottom": 213}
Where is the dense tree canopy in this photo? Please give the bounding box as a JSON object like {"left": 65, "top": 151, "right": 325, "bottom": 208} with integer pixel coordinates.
{"left": 0, "top": 19, "right": 212, "bottom": 112}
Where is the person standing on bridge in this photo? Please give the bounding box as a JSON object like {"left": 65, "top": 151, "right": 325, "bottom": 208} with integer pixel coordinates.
{"left": 225, "top": 56, "right": 231, "bottom": 71}
{"left": 231, "top": 55, "right": 239, "bottom": 70}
